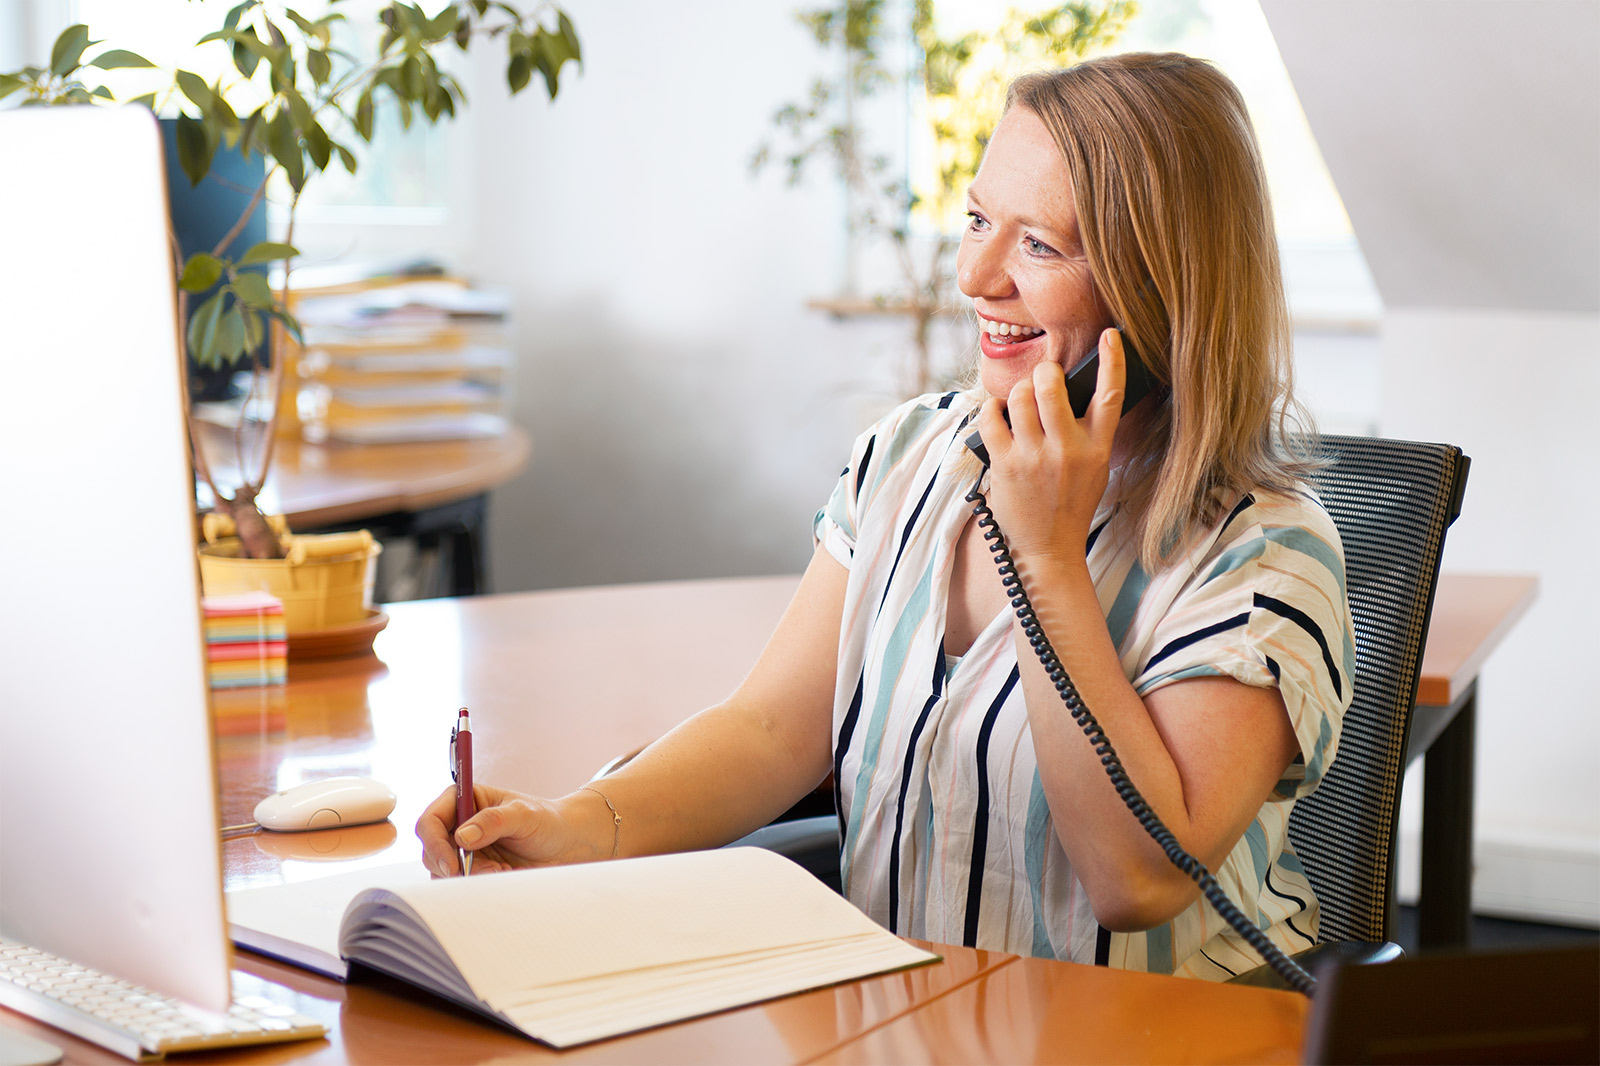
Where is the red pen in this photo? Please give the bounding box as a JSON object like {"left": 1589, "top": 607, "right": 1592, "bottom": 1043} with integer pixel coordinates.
{"left": 451, "top": 707, "right": 475, "bottom": 876}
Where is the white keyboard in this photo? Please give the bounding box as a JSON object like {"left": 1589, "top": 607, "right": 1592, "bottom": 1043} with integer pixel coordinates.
{"left": 0, "top": 940, "right": 325, "bottom": 1062}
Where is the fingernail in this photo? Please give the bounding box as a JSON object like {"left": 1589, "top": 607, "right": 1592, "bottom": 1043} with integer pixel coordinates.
{"left": 457, "top": 824, "right": 482, "bottom": 847}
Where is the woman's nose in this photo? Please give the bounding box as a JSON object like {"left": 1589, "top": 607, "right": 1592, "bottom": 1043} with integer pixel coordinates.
{"left": 956, "top": 236, "right": 1013, "bottom": 300}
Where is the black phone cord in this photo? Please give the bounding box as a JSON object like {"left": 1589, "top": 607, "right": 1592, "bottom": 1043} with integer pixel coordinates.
{"left": 964, "top": 482, "right": 1318, "bottom": 996}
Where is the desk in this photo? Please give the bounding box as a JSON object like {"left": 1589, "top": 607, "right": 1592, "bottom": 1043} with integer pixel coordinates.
{"left": 19, "top": 578, "right": 1312, "bottom": 1064}
{"left": 195, "top": 423, "right": 530, "bottom": 595}
{"left": 1408, "top": 573, "right": 1539, "bottom": 949}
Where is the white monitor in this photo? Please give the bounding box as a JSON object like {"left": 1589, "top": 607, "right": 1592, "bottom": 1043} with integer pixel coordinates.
{"left": 0, "top": 105, "right": 233, "bottom": 1013}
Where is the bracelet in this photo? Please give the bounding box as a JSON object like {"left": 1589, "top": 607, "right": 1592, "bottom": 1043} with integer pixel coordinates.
{"left": 578, "top": 784, "right": 622, "bottom": 858}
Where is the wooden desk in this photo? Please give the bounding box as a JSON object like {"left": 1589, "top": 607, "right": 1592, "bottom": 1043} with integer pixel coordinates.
{"left": 195, "top": 423, "right": 530, "bottom": 595}
{"left": 1408, "top": 574, "right": 1539, "bottom": 949}
{"left": 196, "top": 423, "right": 530, "bottom": 529}
{"left": 12, "top": 578, "right": 1297, "bottom": 1064}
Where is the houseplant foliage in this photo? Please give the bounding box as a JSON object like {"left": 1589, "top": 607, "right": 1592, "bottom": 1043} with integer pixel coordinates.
{"left": 754, "top": 0, "right": 1134, "bottom": 396}
{"left": 0, "top": 1, "right": 580, "bottom": 559}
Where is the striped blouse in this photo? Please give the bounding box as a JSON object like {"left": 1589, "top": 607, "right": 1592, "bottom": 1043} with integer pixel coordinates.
{"left": 813, "top": 391, "right": 1354, "bottom": 978}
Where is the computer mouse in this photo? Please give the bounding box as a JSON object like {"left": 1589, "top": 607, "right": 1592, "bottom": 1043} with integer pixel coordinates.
{"left": 253, "top": 776, "right": 397, "bottom": 832}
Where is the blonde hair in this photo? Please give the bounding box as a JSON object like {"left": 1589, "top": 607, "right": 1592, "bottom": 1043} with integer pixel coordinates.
{"left": 1006, "top": 53, "right": 1316, "bottom": 571}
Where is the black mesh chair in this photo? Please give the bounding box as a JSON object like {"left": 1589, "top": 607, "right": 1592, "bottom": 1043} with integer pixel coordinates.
{"left": 1231, "top": 434, "right": 1470, "bottom": 986}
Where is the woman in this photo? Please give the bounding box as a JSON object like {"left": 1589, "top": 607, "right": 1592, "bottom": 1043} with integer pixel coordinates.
{"left": 417, "top": 52, "right": 1353, "bottom": 980}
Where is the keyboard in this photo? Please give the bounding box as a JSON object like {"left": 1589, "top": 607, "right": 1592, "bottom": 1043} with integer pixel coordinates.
{"left": 0, "top": 939, "right": 326, "bottom": 1062}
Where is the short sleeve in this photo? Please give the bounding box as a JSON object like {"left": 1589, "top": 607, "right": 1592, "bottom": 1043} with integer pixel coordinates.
{"left": 812, "top": 424, "right": 878, "bottom": 568}
{"left": 1131, "top": 491, "right": 1355, "bottom": 799}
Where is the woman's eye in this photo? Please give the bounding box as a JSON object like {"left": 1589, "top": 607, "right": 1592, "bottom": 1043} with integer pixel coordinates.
{"left": 965, "top": 211, "right": 989, "bottom": 232}
{"left": 1024, "top": 236, "right": 1057, "bottom": 257}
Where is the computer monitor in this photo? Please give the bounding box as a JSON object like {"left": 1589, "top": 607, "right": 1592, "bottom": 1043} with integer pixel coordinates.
{"left": 0, "top": 105, "right": 234, "bottom": 1013}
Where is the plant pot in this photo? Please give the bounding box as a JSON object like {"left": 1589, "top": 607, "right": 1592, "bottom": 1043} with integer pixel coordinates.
{"left": 198, "top": 520, "right": 381, "bottom": 635}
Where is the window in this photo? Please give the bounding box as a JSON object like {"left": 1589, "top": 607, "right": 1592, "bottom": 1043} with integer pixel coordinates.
{"left": 67, "top": 0, "right": 462, "bottom": 264}
{"left": 920, "top": 0, "right": 1381, "bottom": 324}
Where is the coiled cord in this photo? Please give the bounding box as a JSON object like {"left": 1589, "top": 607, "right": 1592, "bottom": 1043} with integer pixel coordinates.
{"left": 965, "top": 482, "right": 1317, "bottom": 996}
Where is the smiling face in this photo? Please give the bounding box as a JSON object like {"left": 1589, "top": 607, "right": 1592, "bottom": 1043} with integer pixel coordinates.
{"left": 956, "top": 106, "right": 1114, "bottom": 400}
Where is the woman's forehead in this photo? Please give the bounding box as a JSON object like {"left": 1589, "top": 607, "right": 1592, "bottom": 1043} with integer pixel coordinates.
{"left": 969, "top": 108, "right": 1078, "bottom": 233}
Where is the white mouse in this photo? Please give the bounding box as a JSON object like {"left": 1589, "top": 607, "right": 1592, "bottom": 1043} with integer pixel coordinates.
{"left": 253, "top": 776, "right": 397, "bottom": 832}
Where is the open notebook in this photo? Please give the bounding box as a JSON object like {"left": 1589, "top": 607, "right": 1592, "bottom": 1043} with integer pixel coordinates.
{"left": 228, "top": 847, "right": 939, "bottom": 1048}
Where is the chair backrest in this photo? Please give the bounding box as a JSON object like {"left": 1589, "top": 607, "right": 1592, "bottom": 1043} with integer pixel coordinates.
{"left": 1289, "top": 435, "right": 1470, "bottom": 944}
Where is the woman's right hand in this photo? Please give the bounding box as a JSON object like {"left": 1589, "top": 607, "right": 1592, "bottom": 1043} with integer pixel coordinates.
{"left": 415, "top": 783, "right": 608, "bottom": 878}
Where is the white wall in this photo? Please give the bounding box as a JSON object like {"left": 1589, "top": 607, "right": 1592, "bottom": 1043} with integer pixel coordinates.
{"left": 1264, "top": 0, "right": 1600, "bottom": 924}
{"left": 457, "top": 0, "right": 923, "bottom": 593}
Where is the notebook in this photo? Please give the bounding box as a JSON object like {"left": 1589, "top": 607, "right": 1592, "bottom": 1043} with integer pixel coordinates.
{"left": 227, "top": 847, "right": 940, "bottom": 1048}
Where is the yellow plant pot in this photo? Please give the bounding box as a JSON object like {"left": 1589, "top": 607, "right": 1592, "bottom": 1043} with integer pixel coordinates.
{"left": 198, "top": 521, "right": 381, "bottom": 634}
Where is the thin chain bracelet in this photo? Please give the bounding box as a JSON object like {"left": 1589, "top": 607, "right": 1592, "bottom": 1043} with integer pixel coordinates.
{"left": 578, "top": 784, "right": 622, "bottom": 858}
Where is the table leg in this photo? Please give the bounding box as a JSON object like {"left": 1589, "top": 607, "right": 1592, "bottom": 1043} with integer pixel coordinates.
{"left": 1419, "top": 679, "right": 1476, "bottom": 949}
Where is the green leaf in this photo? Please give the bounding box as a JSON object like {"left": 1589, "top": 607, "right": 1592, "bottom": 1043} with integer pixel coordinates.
{"left": 174, "top": 113, "right": 215, "bottom": 186}
{"left": 266, "top": 108, "right": 303, "bottom": 189}
{"left": 179, "top": 253, "right": 225, "bottom": 293}
{"left": 232, "top": 270, "right": 273, "bottom": 309}
{"left": 530, "top": 36, "right": 559, "bottom": 97}
{"left": 303, "top": 119, "right": 331, "bottom": 170}
{"left": 307, "top": 48, "right": 331, "bottom": 86}
{"left": 241, "top": 309, "right": 265, "bottom": 352}
{"left": 237, "top": 241, "right": 298, "bottom": 266}
{"left": 238, "top": 107, "right": 265, "bottom": 158}
{"left": 471, "top": 0, "right": 489, "bottom": 15}
{"left": 334, "top": 141, "right": 358, "bottom": 174}
{"left": 0, "top": 75, "right": 24, "bottom": 102}
{"left": 427, "top": 6, "right": 458, "bottom": 41}
{"left": 232, "top": 30, "right": 263, "bottom": 78}
{"left": 91, "top": 85, "right": 114, "bottom": 100}
{"left": 129, "top": 92, "right": 157, "bottom": 110}
{"left": 88, "top": 49, "right": 155, "bottom": 70}
{"left": 175, "top": 70, "right": 216, "bottom": 113}
{"left": 50, "top": 25, "right": 94, "bottom": 78}
{"left": 283, "top": 85, "right": 315, "bottom": 132}
{"left": 284, "top": 9, "right": 329, "bottom": 45}
{"left": 188, "top": 291, "right": 227, "bottom": 367}
{"left": 224, "top": 1, "right": 262, "bottom": 32}
{"left": 558, "top": 11, "right": 581, "bottom": 63}
{"left": 506, "top": 49, "right": 530, "bottom": 94}
{"left": 354, "top": 88, "right": 375, "bottom": 141}
{"left": 400, "top": 55, "right": 423, "bottom": 99}
{"left": 215, "top": 303, "right": 248, "bottom": 362}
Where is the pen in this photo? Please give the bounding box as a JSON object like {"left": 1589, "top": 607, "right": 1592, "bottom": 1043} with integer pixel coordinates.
{"left": 451, "top": 707, "right": 475, "bottom": 876}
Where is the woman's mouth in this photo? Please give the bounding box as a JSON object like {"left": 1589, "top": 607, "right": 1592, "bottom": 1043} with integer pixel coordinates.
{"left": 978, "top": 316, "right": 1045, "bottom": 357}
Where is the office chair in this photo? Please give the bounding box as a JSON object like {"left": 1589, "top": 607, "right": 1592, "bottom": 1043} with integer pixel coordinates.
{"left": 1230, "top": 434, "right": 1470, "bottom": 986}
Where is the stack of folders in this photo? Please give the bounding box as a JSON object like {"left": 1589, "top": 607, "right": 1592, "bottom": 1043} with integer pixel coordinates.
{"left": 292, "top": 278, "right": 513, "bottom": 444}
{"left": 202, "top": 592, "right": 286, "bottom": 689}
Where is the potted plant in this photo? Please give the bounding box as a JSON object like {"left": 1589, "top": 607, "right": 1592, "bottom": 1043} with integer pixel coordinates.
{"left": 1, "top": 1, "right": 579, "bottom": 631}
{"left": 754, "top": 0, "right": 1133, "bottom": 398}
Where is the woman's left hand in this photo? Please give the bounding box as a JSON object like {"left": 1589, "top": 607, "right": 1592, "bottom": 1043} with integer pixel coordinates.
{"left": 975, "top": 326, "right": 1127, "bottom": 566}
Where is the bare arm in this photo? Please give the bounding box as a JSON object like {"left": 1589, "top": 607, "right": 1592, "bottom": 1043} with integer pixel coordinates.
{"left": 977, "top": 332, "right": 1298, "bottom": 930}
{"left": 418, "top": 546, "right": 848, "bottom": 876}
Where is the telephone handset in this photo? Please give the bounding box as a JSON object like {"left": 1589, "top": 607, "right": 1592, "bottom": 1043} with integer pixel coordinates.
{"left": 962, "top": 333, "right": 1157, "bottom": 467}
{"left": 958, "top": 336, "right": 1317, "bottom": 995}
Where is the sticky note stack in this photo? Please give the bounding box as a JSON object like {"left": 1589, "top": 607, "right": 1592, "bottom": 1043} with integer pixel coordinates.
{"left": 202, "top": 592, "right": 287, "bottom": 688}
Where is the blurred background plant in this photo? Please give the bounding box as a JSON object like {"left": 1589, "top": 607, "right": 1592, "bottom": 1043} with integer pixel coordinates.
{"left": 0, "top": 1, "right": 579, "bottom": 558}
{"left": 753, "top": 0, "right": 1135, "bottom": 397}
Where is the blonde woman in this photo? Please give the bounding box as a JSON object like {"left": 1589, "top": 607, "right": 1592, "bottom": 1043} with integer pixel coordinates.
{"left": 419, "top": 52, "right": 1353, "bottom": 980}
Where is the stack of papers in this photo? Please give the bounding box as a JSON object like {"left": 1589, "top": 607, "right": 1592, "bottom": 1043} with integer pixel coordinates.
{"left": 290, "top": 278, "right": 514, "bottom": 444}
{"left": 202, "top": 592, "right": 286, "bottom": 689}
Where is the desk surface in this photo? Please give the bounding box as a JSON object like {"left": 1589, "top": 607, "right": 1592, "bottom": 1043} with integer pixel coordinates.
{"left": 195, "top": 423, "right": 530, "bottom": 528}
{"left": 1414, "top": 573, "right": 1538, "bottom": 707}
{"left": 178, "top": 578, "right": 1319, "bottom": 1063}
{"left": 15, "top": 570, "right": 1533, "bottom": 1063}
